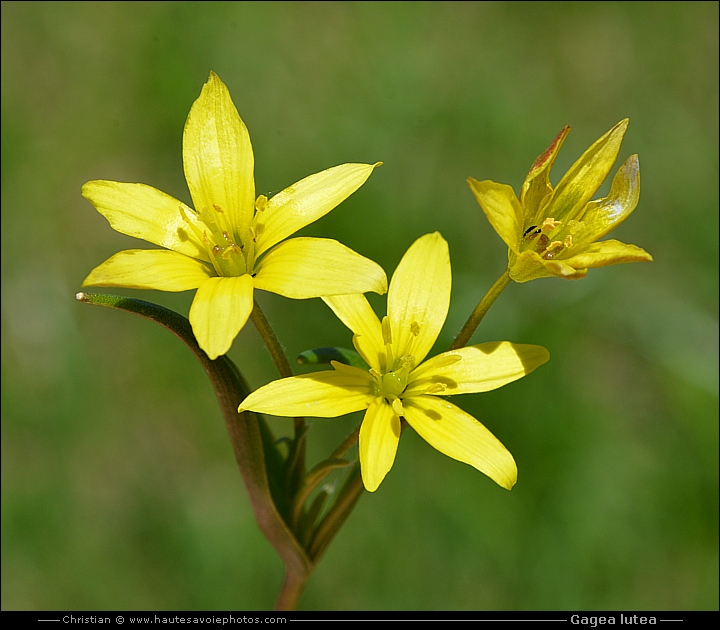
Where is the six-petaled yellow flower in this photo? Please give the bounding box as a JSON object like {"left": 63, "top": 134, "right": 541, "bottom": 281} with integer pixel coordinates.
{"left": 82, "top": 72, "right": 387, "bottom": 359}
{"left": 239, "top": 233, "right": 550, "bottom": 492}
{"left": 468, "top": 119, "right": 653, "bottom": 282}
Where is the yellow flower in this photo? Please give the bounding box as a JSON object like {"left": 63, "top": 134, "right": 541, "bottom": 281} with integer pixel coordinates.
{"left": 239, "top": 233, "right": 549, "bottom": 492}
{"left": 468, "top": 119, "right": 653, "bottom": 282}
{"left": 82, "top": 72, "right": 387, "bottom": 359}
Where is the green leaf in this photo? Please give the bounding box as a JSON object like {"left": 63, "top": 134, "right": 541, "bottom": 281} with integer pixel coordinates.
{"left": 297, "top": 346, "right": 367, "bottom": 369}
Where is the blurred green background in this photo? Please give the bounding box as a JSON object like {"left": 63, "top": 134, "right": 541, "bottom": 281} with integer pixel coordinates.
{"left": 2, "top": 1, "right": 717, "bottom": 611}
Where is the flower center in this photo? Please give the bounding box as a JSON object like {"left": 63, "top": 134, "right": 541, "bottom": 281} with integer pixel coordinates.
{"left": 522, "top": 217, "right": 575, "bottom": 260}
{"left": 181, "top": 204, "right": 247, "bottom": 276}
{"left": 368, "top": 315, "right": 418, "bottom": 407}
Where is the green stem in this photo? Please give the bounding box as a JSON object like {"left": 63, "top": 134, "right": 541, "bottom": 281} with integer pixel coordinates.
{"left": 249, "top": 300, "right": 307, "bottom": 499}
{"left": 249, "top": 300, "right": 294, "bottom": 378}
{"left": 275, "top": 567, "right": 308, "bottom": 611}
{"left": 450, "top": 269, "right": 512, "bottom": 350}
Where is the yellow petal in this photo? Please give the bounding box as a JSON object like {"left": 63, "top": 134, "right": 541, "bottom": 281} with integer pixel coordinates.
{"left": 82, "top": 249, "right": 214, "bottom": 291}
{"left": 574, "top": 155, "right": 641, "bottom": 246}
{"left": 253, "top": 237, "right": 387, "bottom": 299}
{"left": 322, "top": 294, "right": 385, "bottom": 372}
{"left": 253, "top": 163, "right": 380, "bottom": 258}
{"left": 82, "top": 181, "right": 210, "bottom": 262}
{"left": 188, "top": 274, "right": 254, "bottom": 359}
{"left": 238, "top": 370, "right": 375, "bottom": 417}
{"left": 183, "top": 72, "right": 255, "bottom": 241}
{"left": 468, "top": 178, "right": 522, "bottom": 253}
{"left": 407, "top": 341, "right": 549, "bottom": 396}
{"left": 521, "top": 125, "right": 571, "bottom": 226}
{"left": 508, "top": 250, "right": 556, "bottom": 283}
{"left": 403, "top": 395, "right": 517, "bottom": 490}
{"left": 545, "top": 119, "right": 628, "bottom": 224}
{"left": 387, "top": 232, "right": 451, "bottom": 366}
{"left": 560, "top": 239, "right": 653, "bottom": 270}
{"left": 543, "top": 259, "right": 589, "bottom": 280}
{"left": 359, "top": 398, "right": 401, "bottom": 492}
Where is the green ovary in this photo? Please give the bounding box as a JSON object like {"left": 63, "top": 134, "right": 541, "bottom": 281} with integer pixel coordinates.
{"left": 381, "top": 371, "right": 406, "bottom": 397}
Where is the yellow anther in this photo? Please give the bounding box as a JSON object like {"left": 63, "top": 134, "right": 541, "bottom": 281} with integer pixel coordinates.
{"left": 564, "top": 234, "right": 573, "bottom": 248}
{"left": 542, "top": 218, "right": 562, "bottom": 231}
{"left": 381, "top": 316, "right": 393, "bottom": 346}
{"left": 423, "top": 383, "right": 447, "bottom": 395}
{"left": 391, "top": 398, "right": 405, "bottom": 418}
{"left": 213, "top": 204, "right": 224, "bottom": 213}
{"left": 398, "top": 355, "right": 416, "bottom": 372}
{"left": 410, "top": 321, "right": 420, "bottom": 337}
{"left": 255, "top": 195, "right": 268, "bottom": 212}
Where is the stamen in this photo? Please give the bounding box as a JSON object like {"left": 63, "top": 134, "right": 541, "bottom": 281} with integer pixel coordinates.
{"left": 391, "top": 398, "right": 405, "bottom": 418}
{"left": 542, "top": 218, "right": 562, "bottom": 231}
{"left": 542, "top": 240, "right": 565, "bottom": 260}
{"left": 410, "top": 321, "right": 420, "bottom": 337}
{"left": 423, "top": 383, "right": 447, "bottom": 395}
{"left": 381, "top": 316, "right": 393, "bottom": 346}
{"left": 213, "top": 204, "right": 224, "bottom": 213}
{"left": 199, "top": 207, "right": 217, "bottom": 228}
{"left": 178, "top": 206, "right": 206, "bottom": 242}
{"left": 564, "top": 234, "right": 573, "bottom": 249}
{"left": 255, "top": 195, "right": 268, "bottom": 212}
{"left": 535, "top": 233, "right": 549, "bottom": 253}
{"left": 397, "top": 355, "right": 416, "bottom": 372}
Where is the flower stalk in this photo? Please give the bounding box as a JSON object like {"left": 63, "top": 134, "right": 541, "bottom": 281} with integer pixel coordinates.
{"left": 450, "top": 269, "right": 511, "bottom": 350}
